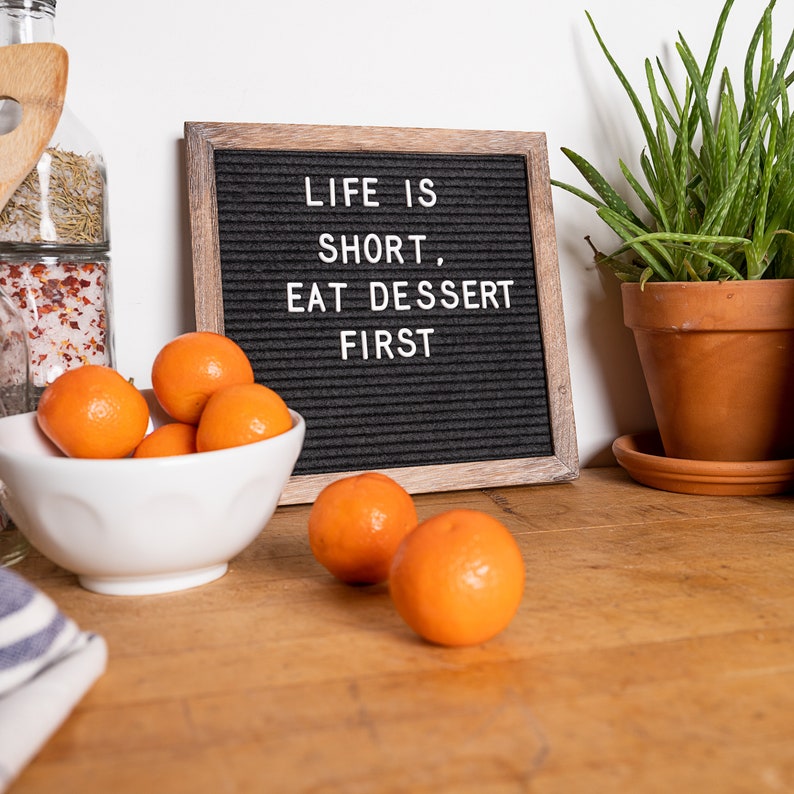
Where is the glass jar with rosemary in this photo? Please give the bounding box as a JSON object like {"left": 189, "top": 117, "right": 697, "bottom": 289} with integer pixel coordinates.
{"left": 0, "top": 0, "right": 114, "bottom": 401}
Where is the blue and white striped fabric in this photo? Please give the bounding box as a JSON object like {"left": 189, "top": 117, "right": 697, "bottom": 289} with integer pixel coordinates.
{"left": 0, "top": 568, "right": 106, "bottom": 791}
{"left": 0, "top": 568, "right": 87, "bottom": 695}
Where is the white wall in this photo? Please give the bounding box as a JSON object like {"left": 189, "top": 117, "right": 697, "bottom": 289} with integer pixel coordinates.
{"left": 55, "top": 0, "right": 794, "bottom": 466}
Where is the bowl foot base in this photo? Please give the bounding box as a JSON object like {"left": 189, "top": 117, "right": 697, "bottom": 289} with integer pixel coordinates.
{"left": 78, "top": 563, "right": 229, "bottom": 596}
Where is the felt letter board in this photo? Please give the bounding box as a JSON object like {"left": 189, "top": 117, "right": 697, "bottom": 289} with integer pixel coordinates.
{"left": 185, "top": 123, "right": 578, "bottom": 504}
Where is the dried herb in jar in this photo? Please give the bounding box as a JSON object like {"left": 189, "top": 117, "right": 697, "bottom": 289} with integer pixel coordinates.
{"left": 0, "top": 147, "right": 105, "bottom": 245}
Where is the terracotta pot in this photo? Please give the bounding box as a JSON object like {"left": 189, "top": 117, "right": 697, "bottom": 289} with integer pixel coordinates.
{"left": 622, "top": 280, "right": 794, "bottom": 462}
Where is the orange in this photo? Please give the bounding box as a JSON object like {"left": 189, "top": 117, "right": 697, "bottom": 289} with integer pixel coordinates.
{"left": 36, "top": 365, "right": 150, "bottom": 459}
{"left": 195, "top": 383, "right": 292, "bottom": 452}
{"left": 308, "top": 472, "right": 418, "bottom": 585}
{"left": 133, "top": 422, "right": 197, "bottom": 458}
{"left": 389, "top": 509, "right": 525, "bottom": 647}
{"left": 151, "top": 331, "right": 255, "bottom": 424}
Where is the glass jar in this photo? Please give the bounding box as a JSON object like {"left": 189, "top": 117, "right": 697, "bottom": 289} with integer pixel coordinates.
{"left": 0, "top": 284, "right": 31, "bottom": 566}
{"left": 0, "top": 0, "right": 114, "bottom": 402}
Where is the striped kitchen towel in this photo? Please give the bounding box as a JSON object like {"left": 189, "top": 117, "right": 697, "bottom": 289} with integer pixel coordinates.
{"left": 0, "top": 567, "right": 107, "bottom": 791}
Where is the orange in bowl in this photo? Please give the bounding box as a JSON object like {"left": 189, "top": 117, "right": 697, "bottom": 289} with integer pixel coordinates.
{"left": 196, "top": 383, "right": 292, "bottom": 452}
{"left": 36, "top": 365, "right": 149, "bottom": 459}
{"left": 151, "top": 331, "right": 254, "bottom": 424}
{"left": 133, "top": 422, "right": 198, "bottom": 458}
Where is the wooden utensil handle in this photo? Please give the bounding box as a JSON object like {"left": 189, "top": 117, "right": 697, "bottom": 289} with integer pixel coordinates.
{"left": 0, "top": 42, "right": 68, "bottom": 209}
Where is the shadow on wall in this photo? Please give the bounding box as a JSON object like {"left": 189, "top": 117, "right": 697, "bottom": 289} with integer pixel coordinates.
{"left": 559, "top": 232, "right": 655, "bottom": 468}
{"left": 590, "top": 256, "right": 654, "bottom": 467}
{"left": 556, "top": 18, "right": 660, "bottom": 467}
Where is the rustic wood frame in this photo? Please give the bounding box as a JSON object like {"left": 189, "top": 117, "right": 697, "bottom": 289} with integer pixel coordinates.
{"left": 184, "top": 122, "right": 578, "bottom": 504}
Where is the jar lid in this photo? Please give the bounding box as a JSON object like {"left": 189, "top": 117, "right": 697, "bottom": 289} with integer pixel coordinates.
{"left": 0, "top": 1, "right": 56, "bottom": 11}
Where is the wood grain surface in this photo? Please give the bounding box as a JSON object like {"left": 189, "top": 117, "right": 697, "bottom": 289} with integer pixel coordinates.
{"left": 10, "top": 467, "right": 794, "bottom": 793}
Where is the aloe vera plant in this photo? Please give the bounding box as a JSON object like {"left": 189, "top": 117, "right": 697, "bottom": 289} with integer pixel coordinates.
{"left": 552, "top": 0, "right": 794, "bottom": 282}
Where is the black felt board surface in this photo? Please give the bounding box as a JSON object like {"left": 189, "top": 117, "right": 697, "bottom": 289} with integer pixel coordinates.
{"left": 211, "top": 148, "right": 552, "bottom": 476}
{"left": 185, "top": 123, "right": 578, "bottom": 502}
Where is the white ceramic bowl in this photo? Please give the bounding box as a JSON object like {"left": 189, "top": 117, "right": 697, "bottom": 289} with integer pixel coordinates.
{"left": 0, "top": 391, "right": 305, "bottom": 596}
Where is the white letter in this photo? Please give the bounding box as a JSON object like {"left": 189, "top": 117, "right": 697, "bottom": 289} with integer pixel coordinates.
{"left": 363, "top": 233, "right": 383, "bottom": 264}
{"left": 318, "top": 233, "right": 337, "bottom": 263}
{"left": 306, "top": 282, "right": 326, "bottom": 313}
{"left": 440, "top": 280, "right": 459, "bottom": 309}
{"left": 396, "top": 328, "right": 417, "bottom": 357}
{"left": 304, "top": 177, "right": 322, "bottom": 207}
{"left": 407, "top": 234, "right": 426, "bottom": 264}
{"left": 385, "top": 235, "right": 404, "bottom": 264}
{"left": 286, "top": 282, "right": 304, "bottom": 313}
{"left": 416, "top": 280, "right": 435, "bottom": 310}
{"left": 404, "top": 179, "right": 413, "bottom": 207}
{"left": 340, "top": 234, "right": 361, "bottom": 265}
{"left": 329, "top": 282, "right": 347, "bottom": 312}
{"left": 370, "top": 282, "right": 389, "bottom": 311}
{"left": 392, "top": 281, "right": 410, "bottom": 311}
{"left": 480, "top": 280, "right": 498, "bottom": 308}
{"left": 362, "top": 177, "right": 379, "bottom": 207}
{"left": 418, "top": 178, "right": 437, "bottom": 207}
{"left": 342, "top": 177, "right": 360, "bottom": 206}
{"left": 462, "top": 280, "right": 479, "bottom": 309}
{"left": 415, "top": 328, "right": 434, "bottom": 356}
{"left": 497, "top": 279, "right": 514, "bottom": 308}
{"left": 374, "top": 330, "right": 394, "bottom": 359}
{"left": 340, "top": 330, "right": 356, "bottom": 360}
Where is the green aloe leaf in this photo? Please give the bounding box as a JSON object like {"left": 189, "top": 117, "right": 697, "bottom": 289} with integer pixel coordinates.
{"left": 552, "top": 0, "right": 793, "bottom": 281}
{"left": 597, "top": 206, "right": 678, "bottom": 281}
{"left": 618, "top": 159, "right": 662, "bottom": 226}
{"left": 677, "top": 36, "right": 718, "bottom": 168}
{"left": 557, "top": 148, "right": 648, "bottom": 228}
{"left": 585, "top": 11, "right": 661, "bottom": 170}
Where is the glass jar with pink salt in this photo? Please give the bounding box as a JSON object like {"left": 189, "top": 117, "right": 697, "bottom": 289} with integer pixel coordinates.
{"left": 0, "top": 0, "right": 114, "bottom": 402}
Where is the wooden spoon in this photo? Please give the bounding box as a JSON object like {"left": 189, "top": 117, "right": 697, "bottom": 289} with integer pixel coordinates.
{"left": 0, "top": 42, "right": 68, "bottom": 212}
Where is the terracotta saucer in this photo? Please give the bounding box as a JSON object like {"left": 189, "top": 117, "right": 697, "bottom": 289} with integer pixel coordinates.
{"left": 612, "top": 432, "right": 794, "bottom": 496}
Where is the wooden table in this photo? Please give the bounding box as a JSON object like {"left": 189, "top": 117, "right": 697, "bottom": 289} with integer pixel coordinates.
{"left": 9, "top": 467, "right": 794, "bottom": 793}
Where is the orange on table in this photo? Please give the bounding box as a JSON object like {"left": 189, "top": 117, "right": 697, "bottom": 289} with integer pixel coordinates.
{"left": 195, "top": 382, "right": 292, "bottom": 452}
{"left": 133, "top": 422, "right": 197, "bottom": 458}
{"left": 389, "top": 509, "right": 525, "bottom": 647}
{"left": 151, "top": 331, "right": 254, "bottom": 424}
{"left": 36, "top": 365, "right": 150, "bottom": 459}
{"left": 308, "top": 472, "right": 418, "bottom": 585}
